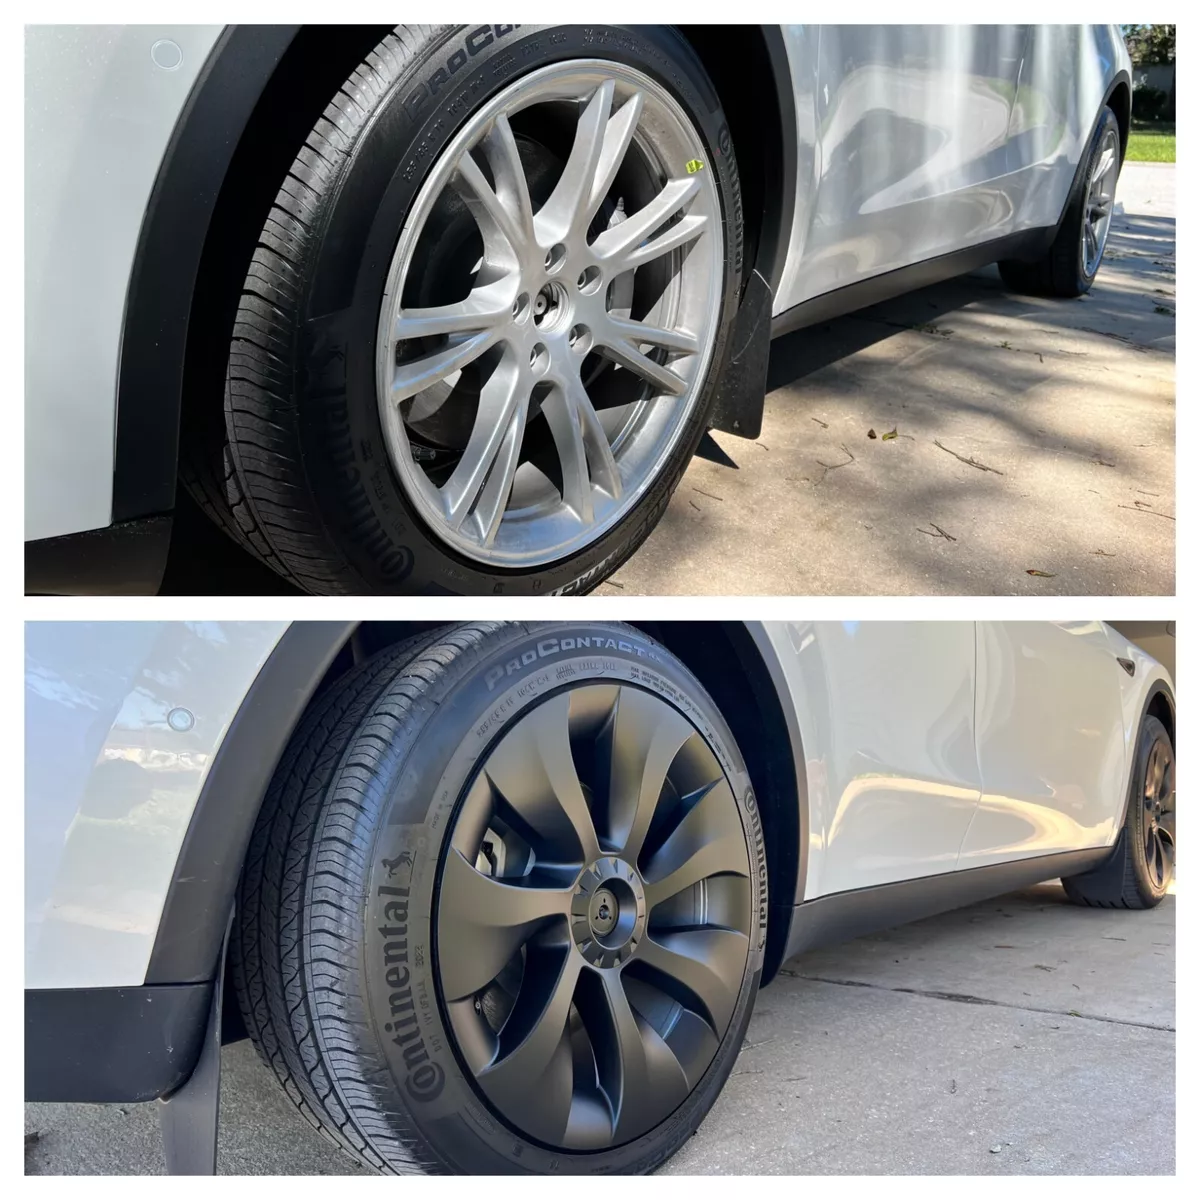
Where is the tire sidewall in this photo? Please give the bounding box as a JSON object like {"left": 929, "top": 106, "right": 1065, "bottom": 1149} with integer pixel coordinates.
{"left": 354, "top": 623, "right": 766, "bottom": 1173}
{"left": 296, "top": 25, "right": 743, "bottom": 595}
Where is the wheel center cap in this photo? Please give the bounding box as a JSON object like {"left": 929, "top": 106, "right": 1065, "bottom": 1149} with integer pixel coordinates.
{"left": 571, "top": 856, "right": 646, "bottom": 967}
{"left": 533, "top": 281, "right": 570, "bottom": 331}
{"left": 589, "top": 888, "right": 619, "bottom": 935}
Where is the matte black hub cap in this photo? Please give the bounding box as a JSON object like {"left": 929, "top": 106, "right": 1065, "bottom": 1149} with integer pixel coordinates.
{"left": 435, "top": 684, "right": 753, "bottom": 1150}
{"left": 1142, "top": 738, "right": 1175, "bottom": 888}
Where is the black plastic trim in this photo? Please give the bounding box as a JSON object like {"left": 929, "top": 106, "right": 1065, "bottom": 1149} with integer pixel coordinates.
{"left": 25, "top": 516, "right": 173, "bottom": 596}
{"left": 770, "top": 227, "right": 1055, "bottom": 340}
{"left": 758, "top": 26, "right": 799, "bottom": 298}
{"left": 743, "top": 623, "right": 808, "bottom": 909}
{"left": 25, "top": 984, "right": 212, "bottom": 1103}
{"left": 112, "top": 25, "right": 300, "bottom": 524}
{"left": 778, "top": 847, "right": 1110, "bottom": 965}
{"left": 145, "top": 621, "right": 355, "bottom": 984}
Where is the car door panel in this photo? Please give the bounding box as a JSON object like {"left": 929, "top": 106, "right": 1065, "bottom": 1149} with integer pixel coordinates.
{"left": 763, "top": 621, "right": 981, "bottom": 898}
{"left": 779, "top": 24, "right": 1025, "bottom": 309}
{"left": 961, "top": 621, "right": 1128, "bottom": 867}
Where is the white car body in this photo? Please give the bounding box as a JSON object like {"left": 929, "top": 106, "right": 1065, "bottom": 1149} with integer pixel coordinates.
{"left": 25, "top": 620, "right": 1172, "bottom": 992}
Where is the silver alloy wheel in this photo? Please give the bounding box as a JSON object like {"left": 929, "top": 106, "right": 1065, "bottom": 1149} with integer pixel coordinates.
{"left": 1082, "top": 127, "right": 1120, "bottom": 277}
{"left": 376, "top": 61, "right": 723, "bottom": 567}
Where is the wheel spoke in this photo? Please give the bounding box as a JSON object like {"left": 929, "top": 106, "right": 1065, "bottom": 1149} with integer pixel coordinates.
{"left": 596, "top": 331, "right": 688, "bottom": 397}
{"left": 636, "top": 928, "right": 747, "bottom": 1035}
{"left": 1092, "top": 145, "right": 1116, "bottom": 184}
{"left": 605, "top": 687, "right": 697, "bottom": 861}
{"left": 484, "top": 693, "right": 601, "bottom": 865}
{"left": 606, "top": 314, "right": 700, "bottom": 356}
{"left": 643, "top": 778, "right": 750, "bottom": 909}
{"left": 591, "top": 177, "right": 704, "bottom": 270}
{"left": 592, "top": 969, "right": 690, "bottom": 1142}
{"left": 456, "top": 150, "right": 528, "bottom": 266}
{"left": 437, "top": 849, "right": 574, "bottom": 1001}
{"left": 394, "top": 277, "right": 514, "bottom": 341}
{"left": 541, "top": 374, "right": 622, "bottom": 523}
{"left": 390, "top": 328, "right": 502, "bottom": 403}
{"left": 477, "top": 948, "right": 581, "bottom": 1143}
{"left": 481, "top": 113, "right": 536, "bottom": 251}
{"left": 536, "top": 80, "right": 615, "bottom": 240}
{"left": 585, "top": 91, "right": 645, "bottom": 227}
{"left": 440, "top": 358, "right": 528, "bottom": 533}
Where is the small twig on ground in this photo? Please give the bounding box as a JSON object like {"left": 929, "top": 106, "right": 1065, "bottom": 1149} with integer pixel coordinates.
{"left": 934, "top": 440, "right": 1004, "bottom": 475}
{"left": 815, "top": 444, "right": 856, "bottom": 483}
{"left": 917, "top": 523, "right": 957, "bottom": 542}
{"left": 810, "top": 416, "right": 829, "bottom": 429}
{"left": 603, "top": 579, "right": 625, "bottom": 589}
{"left": 1093, "top": 548, "right": 1117, "bottom": 557}
{"left": 1118, "top": 504, "right": 1175, "bottom": 521}
{"left": 692, "top": 487, "right": 724, "bottom": 502}
{"left": 689, "top": 500, "right": 701, "bottom": 511}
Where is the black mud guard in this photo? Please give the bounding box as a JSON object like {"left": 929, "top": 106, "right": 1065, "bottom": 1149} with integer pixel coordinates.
{"left": 709, "top": 268, "right": 772, "bottom": 440}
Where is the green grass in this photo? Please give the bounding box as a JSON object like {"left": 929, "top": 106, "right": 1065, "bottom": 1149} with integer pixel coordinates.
{"left": 1127, "top": 121, "right": 1176, "bottom": 163}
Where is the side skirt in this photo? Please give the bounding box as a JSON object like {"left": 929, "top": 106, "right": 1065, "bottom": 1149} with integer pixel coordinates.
{"left": 769, "top": 226, "right": 1057, "bottom": 340}
{"left": 775, "top": 846, "right": 1111, "bottom": 966}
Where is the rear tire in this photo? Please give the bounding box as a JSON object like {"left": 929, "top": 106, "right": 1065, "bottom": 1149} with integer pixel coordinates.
{"left": 1062, "top": 714, "right": 1174, "bottom": 909}
{"left": 231, "top": 622, "right": 767, "bottom": 1174}
{"left": 998, "top": 107, "right": 1122, "bottom": 298}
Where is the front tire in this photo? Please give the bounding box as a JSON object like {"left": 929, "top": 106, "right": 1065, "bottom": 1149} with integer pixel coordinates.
{"left": 231, "top": 623, "right": 767, "bottom": 1174}
{"left": 1062, "top": 713, "right": 1175, "bottom": 909}
{"left": 197, "top": 26, "right": 743, "bottom": 596}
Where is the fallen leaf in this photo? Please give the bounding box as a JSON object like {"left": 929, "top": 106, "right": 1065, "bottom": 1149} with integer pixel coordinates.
{"left": 1026, "top": 570, "right": 1056, "bottom": 578}
{"left": 882, "top": 428, "right": 898, "bottom": 441}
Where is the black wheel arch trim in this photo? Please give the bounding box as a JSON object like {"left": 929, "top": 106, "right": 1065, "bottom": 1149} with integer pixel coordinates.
{"left": 145, "top": 620, "right": 355, "bottom": 984}
{"left": 25, "top": 983, "right": 213, "bottom": 1103}
{"left": 112, "top": 24, "right": 301, "bottom": 525}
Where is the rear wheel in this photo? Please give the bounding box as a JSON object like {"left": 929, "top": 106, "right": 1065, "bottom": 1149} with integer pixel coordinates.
{"left": 231, "top": 622, "right": 767, "bottom": 1174}
{"left": 1062, "top": 713, "right": 1175, "bottom": 909}
{"left": 188, "top": 26, "right": 743, "bottom": 595}
{"left": 998, "top": 106, "right": 1122, "bottom": 298}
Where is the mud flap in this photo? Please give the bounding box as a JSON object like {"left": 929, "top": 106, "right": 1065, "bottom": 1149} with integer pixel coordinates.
{"left": 157, "top": 914, "right": 232, "bottom": 1175}
{"left": 708, "top": 268, "right": 772, "bottom": 440}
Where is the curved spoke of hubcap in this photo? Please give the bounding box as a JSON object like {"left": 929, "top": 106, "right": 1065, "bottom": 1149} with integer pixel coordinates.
{"left": 377, "top": 63, "right": 721, "bottom": 567}
{"left": 482, "top": 692, "right": 602, "bottom": 866}
{"left": 637, "top": 927, "right": 748, "bottom": 1036}
{"left": 643, "top": 777, "right": 751, "bottom": 908}
{"left": 603, "top": 686, "right": 698, "bottom": 860}
{"left": 593, "top": 969, "right": 690, "bottom": 1141}
{"left": 438, "top": 849, "right": 574, "bottom": 1001}
{"left": 476, "top": 948, "right": 582, "bottom": 1144}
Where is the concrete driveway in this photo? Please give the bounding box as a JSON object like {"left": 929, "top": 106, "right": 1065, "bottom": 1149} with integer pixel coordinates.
{"left": 608, "top": 162, "right": 1175, "bottom": 596}
{"left": 25, "top": 882, "right": 1174, "bottom": 1175}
